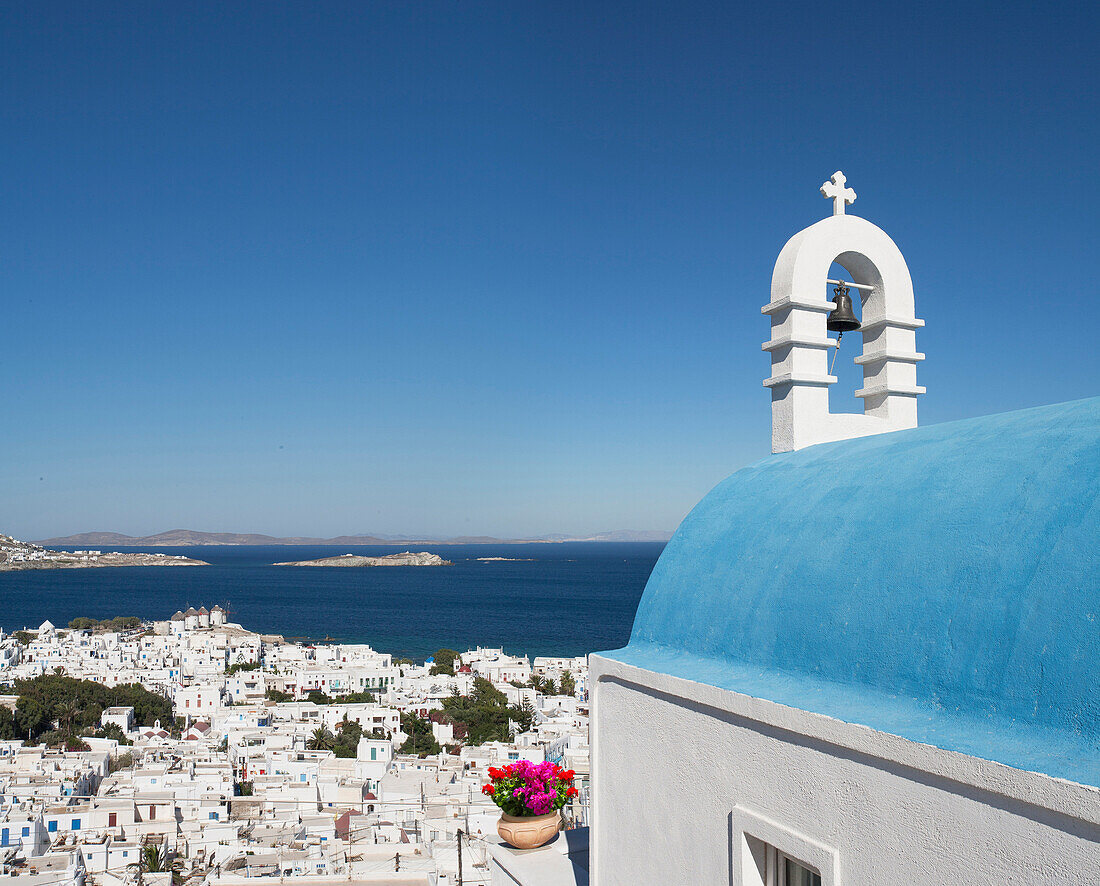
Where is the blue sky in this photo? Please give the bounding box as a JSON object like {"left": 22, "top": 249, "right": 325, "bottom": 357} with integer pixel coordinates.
{"left": 1, "top": 1, "right": 1096, "bottom": 540}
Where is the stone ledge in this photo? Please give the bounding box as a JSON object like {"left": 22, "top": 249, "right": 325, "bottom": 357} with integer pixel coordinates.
{"left": 763, "top": 372, "right": 836, "bottom": 388}
{"left": 859, "top": 314, "right": 926, "bottom": 332}
{"left": 855, "top": 383, "right": 927, "bottom": 398}
{"left": 486, "top": 827, "right": 589, "bottom": 886}
{"left": 853, "top": 349, "right": 925, "bottom": 365}
{"left": 761, "top": 335, "right": 836, "bottom": 352}
{"left": 761, "top": 297, "right": 837, "bottom": 315}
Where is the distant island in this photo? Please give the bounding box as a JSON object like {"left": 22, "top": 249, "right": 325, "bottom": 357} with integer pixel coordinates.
{"left": 274, "top": 551, "right": 452, "bottom": 567}
{"left": 0, "top": 534, "right": 209, "bottom": 571}
{"left": 35, "top": 528, "right": 673, "bottom": 546}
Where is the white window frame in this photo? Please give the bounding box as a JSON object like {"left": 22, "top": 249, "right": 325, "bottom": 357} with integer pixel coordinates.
{"left": 731, "top": 805, "right": 839, "bottom": 886}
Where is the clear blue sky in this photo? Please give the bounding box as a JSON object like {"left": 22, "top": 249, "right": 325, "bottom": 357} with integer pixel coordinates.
{"left": 1, "top": 1, "right": 1096, "bottom": 540}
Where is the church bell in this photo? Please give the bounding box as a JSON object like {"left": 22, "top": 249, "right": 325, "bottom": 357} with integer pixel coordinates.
{"left": 827, "top": 284, "right": 861, "bottom": 333}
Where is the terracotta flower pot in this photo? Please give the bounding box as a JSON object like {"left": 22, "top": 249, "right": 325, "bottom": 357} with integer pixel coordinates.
{"left": 497, "top": 811, "right": 561, "bottom": 849}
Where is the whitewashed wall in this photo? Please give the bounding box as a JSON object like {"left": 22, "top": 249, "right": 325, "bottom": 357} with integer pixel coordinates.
{"left": 590, "top": 656, "right": 1100, "bottom": 886}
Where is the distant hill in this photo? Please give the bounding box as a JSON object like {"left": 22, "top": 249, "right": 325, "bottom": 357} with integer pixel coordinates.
{"left": 36, "top": 528, "right": 673, "bottom": 546}
{"left": 564, "top": 530, "right": 674, "bottom": 542}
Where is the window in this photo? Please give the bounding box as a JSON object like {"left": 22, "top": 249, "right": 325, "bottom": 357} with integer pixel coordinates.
{"left": 734, "top": 807, "right": 835, "bottom": 886}
{"left": 48, "top": 821, "right": 57, "bottom": 833}
{"left": 782, "top": 856, "right": 822, "bottom": 886}
{"left": 22, "top": 827, "right": 30, "bottom": 837}
{"left": 71, "top": 819, "right": 81, "bottom": 830}
{"left": 370, "top": 748, "right": 377, "bottom": 760}
{"left": 108, "top": 813, "right": 117, "bottom": 827}
{"left": 209, "top": 812, "right": 218, "bottom": 820}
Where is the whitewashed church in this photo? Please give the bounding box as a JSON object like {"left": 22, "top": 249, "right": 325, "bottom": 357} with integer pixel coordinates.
{"left": 588, "top": 174, "right": 1100, "bottom": 884}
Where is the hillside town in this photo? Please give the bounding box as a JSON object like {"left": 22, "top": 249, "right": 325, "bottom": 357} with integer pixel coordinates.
{"left": 0, "top": 610, "right": 589, "bottom": 885}
{"left": 0, "top": 537, "right": 207, "bottom": 571}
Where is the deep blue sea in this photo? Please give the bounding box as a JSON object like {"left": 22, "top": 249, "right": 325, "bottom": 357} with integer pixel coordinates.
{"left": 0, "top": 543, "right": 662, "bottom": 660}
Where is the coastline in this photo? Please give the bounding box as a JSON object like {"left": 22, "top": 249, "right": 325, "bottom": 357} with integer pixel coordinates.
{"left": 0, "top": 541, "right": 661, "bottom": 659}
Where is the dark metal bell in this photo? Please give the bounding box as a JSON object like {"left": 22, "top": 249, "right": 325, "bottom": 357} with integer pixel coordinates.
{"left": 827, "top": 285, "right": 861, "bottom": 333}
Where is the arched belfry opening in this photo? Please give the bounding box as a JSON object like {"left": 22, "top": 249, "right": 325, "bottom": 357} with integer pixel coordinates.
{"left": 762, "top": 172, "right": 925, "bottom": 452}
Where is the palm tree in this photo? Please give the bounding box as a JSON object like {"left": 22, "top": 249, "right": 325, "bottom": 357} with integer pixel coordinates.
{"left": 307, "top": 726, "right": 334, "bottom": 751}
{"left": 141, "top": 844, "right": 165, "bottom": 873}
{"left": 127, "top": 844, "right": 171, "bottom": 886}
{"left": 56, "top": 698, "right": 80, "bottom": 737}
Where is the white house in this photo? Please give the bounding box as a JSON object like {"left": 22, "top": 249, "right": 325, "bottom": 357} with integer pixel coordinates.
{"left": 0, "top": 810, "right": 49, "bottom": 856}
{"left": 100, "top": 706, "right": 134, "bottom": 734}
{"left": 586, "top": 176, "right": 1100, "bottom": 885}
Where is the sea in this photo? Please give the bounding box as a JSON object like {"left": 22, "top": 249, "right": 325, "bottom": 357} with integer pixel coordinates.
{"left": 0, "top": 543, "right": 663, "bottom": 660}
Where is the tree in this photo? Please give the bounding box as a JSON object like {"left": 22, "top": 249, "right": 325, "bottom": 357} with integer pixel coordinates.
{"left": 97, "top": 722, "right": 132, "bottom": 745}
{"left": 510, "top": 699, "right": 536, "bottom": 734}
{"left": 15, "top": 696, "right": 50, "bottom": 741}
{"left": 333, "top": 720, "right": 363, "bottom": 758}
{"left": 429, "top": 649, "right": 460, "bottom": 676}
{"left": 69, "top": 616, "right": 141, "bottom": 633}
{"left": 56, "top": 697, "right": 80, "bottom": 736}
{"left": 265, "top": 688, "right": 293, "bottom": 703}
{"left": 12, "top": 631, "right": 33, "bottom": 645}
{"left": 559, "top": 673, "right": 576, "bottom": 696}
{"left": 440, "top": 677, "right": 524, "bottom": 745}
{"left": 307, "top": 726, "right": 335, "bottom": 751}
{"left": 399, "top": 712, "right": 441, "bottom": 757}
{"left": 109, "top": 751, "right": 135, "bottom": 773}
{"left": 10, "top": 674, "right": 172, "bottom": 743}
{"left": 530, "top": 675, "right": 557, "bottom": 695}
{"left": 0, "top": 707, "right": 15, "bottom": 740}
{"left": 140, "top": 844, "right": 166, "bottom": 873}
{"left": 473, "top": 677, "right": 507, "bottom": 707}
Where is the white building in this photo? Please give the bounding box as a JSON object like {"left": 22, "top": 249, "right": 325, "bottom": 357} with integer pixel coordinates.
{"left": 583, "top": 176, "right": 1100, "bottom": 884}
{"left": 100, "top": 706, "right": 134, "bottom": 734}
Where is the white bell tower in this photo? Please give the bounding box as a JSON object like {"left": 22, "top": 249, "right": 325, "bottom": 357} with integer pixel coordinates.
{"left": 763, "top": 172, "right": 925, "bottom": 452}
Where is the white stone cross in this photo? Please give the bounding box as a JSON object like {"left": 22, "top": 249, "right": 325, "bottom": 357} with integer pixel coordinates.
{"left": 821, "top": 171, "right": 856, "bottom": 216}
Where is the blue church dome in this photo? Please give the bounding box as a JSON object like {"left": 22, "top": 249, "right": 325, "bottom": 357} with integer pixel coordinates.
{"left": 604, "top": 397, "right": 1100, "bottom": 787}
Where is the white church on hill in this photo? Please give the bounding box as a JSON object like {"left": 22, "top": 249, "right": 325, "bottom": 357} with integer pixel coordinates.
{"left": 587, "top": 174, "right": 1100, "bottom": 885}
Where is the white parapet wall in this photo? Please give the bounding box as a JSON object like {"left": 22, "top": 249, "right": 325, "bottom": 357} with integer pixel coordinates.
{"left": 588, "top": 654, "right": 1100, "bottom": 886}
